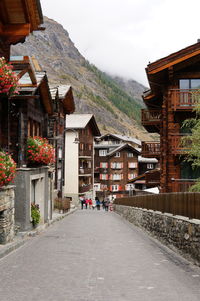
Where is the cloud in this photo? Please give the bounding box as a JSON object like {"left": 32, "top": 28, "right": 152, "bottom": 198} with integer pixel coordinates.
{"left": 40, "top": 0, "right": 200, "bottom": 86}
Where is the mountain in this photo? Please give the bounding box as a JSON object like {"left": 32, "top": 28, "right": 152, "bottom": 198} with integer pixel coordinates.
{"left": 11, "top": 16, "right": 150, "bottom": 140}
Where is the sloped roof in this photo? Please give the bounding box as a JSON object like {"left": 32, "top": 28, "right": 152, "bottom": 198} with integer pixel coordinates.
{"left": 10, "top": 56, "right": 53, "bottom": 114}
{"left": 66, "top": 114, "right": 101, "bottom": 136}
{"left": 0, "top": 0, "right": 43, "bottom": 46}
{"left": 58, "top": 85, "right": 75, "bottom": 114}
{"left": 99, "top": 133, "right": 141, "bottom": 146}
{"left": 147, "top": 41, "right": 200, "bottom": 75}
{"left": 107, "top": 143, "right": 140, "bottom": 157}
{"left": 138, "top": 156, "right": 158, "bottom": 163}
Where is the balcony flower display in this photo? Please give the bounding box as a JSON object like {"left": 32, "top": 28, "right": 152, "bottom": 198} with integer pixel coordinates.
{"left": 0, "top": 57, "right": 18, "bottom": 96}
{"left": 0, "top": 151, "right": 17, "bottom": 187}
{"left": 27, "top": 136, "right": 55, "bottom": 166}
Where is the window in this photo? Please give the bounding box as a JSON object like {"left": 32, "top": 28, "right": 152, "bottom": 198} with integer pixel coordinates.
{"left": 58, "top": 147, "right": 62, "bottom": 159}
{"left": 147, "top": 163, "right": 154, "bottom": 169}
{"left": 111, "top": 162, "right": 123, "bottom": 169}
{"left": 100, "top": 162, "right": 108, "bottom": 168}
{"left": 113, "top": 174, "right": 122, "bottom": 180}
{"left": 80, "top": 143, "right": 84, "bottom": 150}
{"left": 180, "top": 79, "right": 200, "bottom": 89}
{"left": 128, "top": 173, "right": 137, "bottom": 180}
{"left": 99, "top": 149, "right": 107, "bottom": 156}
{"left": 111, "top": 185, "right": 119, "bottom": 192}
{"left": 127, "top": 153, "right": 133, "bottom": 157}
{"left": 125, "top": 184, "right": 135, "bottom": 191}
{"left": 115, "top": 152, "right": 120, "bottom": 157}
{"left": 100, "top": 174, "right": 108, "bottom": 180}
{"left": 128, "top": 162, "right": 137, "bottom": 168}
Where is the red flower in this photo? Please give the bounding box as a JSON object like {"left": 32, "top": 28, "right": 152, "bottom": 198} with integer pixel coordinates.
{"left": 0, "top": 151, "right": 16, "bottom": 187}
{"left": 27, "top": 136, "right": 55, "bottom": 166}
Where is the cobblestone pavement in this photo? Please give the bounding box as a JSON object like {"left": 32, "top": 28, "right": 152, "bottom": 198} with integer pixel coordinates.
{"left": 0, "top": 209, "right": 200, "bottom": 301}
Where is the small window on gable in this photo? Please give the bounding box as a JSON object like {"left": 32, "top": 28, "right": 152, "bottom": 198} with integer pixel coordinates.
{"left": 127, "top": 153, "right": 133, "bottom": 157}
{"left": 115, "top": 152, "right": 120, "bottom": 157}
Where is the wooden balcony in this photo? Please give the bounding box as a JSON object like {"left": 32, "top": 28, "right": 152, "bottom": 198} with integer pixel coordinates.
{"left": 170, "top": 89, "right": 200, "bottom": 111}
{"left": 79, "top": 184, "right": 92, "bottom": 193}
{"left": 141, "top": 109, "right": 161, "bottom": 133}
{"left": 141, "top": 141, "right": 160, "bottom": 158}
{"left": 79, "top": 168, "right": 92, "bottom": 176}
{"left": 170, "top": 134, "right": 192, "bottom": 155}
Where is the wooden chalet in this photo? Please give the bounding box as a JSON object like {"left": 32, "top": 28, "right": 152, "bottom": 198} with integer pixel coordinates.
{"left": 64, "top": 114, "right": 101, "bottom": 206}
{"left": 0, "top": 0, "right": 43, "bottom": 60}
{"left": 94, "top": 136, "right": 141, "bottom": 198}
{"left": 49, "top": 85, "right": 75, "bottom": 199}
{"left": 142, "top": 41, "right": 200, "bottom": 192}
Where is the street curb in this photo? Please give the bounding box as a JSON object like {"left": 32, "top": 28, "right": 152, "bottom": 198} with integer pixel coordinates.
{"left": 0, "top": 208, "right": 77, "bottom": 260}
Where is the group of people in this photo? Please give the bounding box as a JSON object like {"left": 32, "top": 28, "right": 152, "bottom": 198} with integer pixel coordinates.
{"left": 79, "top": 196, "right": 112, "bottom": 211}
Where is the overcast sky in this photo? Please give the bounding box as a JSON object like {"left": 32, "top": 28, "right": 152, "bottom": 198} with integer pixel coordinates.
{"left": 40, "top": 0, "right": 200, "bottom": 86}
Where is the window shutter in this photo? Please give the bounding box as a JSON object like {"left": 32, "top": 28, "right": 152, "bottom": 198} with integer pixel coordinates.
{"left": 100, "top": 162, "right": 102, "bottom": 168}
{"left": 106, "top": 162, "right": 108, "bottom": 168}
{"left": 110, "top": 174, "right": 113, "bottom": 180}
{"left": 100, "top": 174, "right": 102, "bottom": 180}
{"left": 110, "top": 185, "right": 113, "bottom": 191}
{"left": 106, "top": 174, "right": 108, "bottom": 180}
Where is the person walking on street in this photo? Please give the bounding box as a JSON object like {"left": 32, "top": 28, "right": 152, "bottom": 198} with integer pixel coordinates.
{"left": 105, "top": 197, "right": 110, "bottom": 211}
{"left": 95, "top": 197, "right": 101, "bottom": 210}
{"left": 80, "top": 196, "right": 85, "bottom": 210}
{"left": 85, "top": 198, "right": 89, "bottom": 209}
{"left": 102, "top": 199, "right": 105, "bottom": 210}
{"left": 89, "top": 198, "right": 93, "bottom": 209}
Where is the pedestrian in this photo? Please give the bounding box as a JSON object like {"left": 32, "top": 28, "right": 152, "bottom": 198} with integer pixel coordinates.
{"left": 102, "top": 199, "right": 105, "bottom": 210}
{"left": 95, "top": 197, "right": 101, "bottom": 210}
{"left": 89, "top": 198, "right": 93, "bottom": 209}
{"left": 85, "top": 198, "right": 89, "bottom": 209}
{"left": 105, "top": 197, "right": 110, "bottom": 211}
{"left": 80, "top": 196, "right": 85, "bottom": 210}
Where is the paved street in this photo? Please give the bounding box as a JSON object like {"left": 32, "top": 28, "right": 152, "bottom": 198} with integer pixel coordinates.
{"left": 0, "top": 209, "right": 200, "bottom": 301}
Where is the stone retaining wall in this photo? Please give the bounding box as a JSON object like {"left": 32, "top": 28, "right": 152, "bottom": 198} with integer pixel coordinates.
{"left": 114, "top": 204, "right": 200, "bottom": 266}
{"left": 0, "top": 186, "right": 15, "bottom": 244}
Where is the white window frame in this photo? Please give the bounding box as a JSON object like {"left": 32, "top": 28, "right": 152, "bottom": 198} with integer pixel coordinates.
{"left": 113, "top": 174, "right": 122, "bottom": 180}
{"left": 114, "top": 152, "right": 120, "bottom": 157}
{"left": 99, "top": 149, "right": 107, "bottom": 156}
{"left": 127, "top": 152, "right": 134, "bottom": 157}
{"left": 128, "top": 162, "right": 137, "bottom": 168}
{"left": 112, "top": 185, "right": 119, "bottom": 191}
{"left": 147, "top": 163, "right": 154, "bottom": 169}
{"left": 125, "top": 184, "right": 135, "bottom": 191}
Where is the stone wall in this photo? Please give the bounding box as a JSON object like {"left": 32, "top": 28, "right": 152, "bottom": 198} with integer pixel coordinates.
{"left": 114, "top": 204, "right": 200, "bottom": 266}
{"left": 0, "top": 186, "right": 15, "bottom": 244}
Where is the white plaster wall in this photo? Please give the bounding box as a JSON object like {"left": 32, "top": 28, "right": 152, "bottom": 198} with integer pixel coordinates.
{"left": 63, "top": 131, "right": 79, "bottom": 203}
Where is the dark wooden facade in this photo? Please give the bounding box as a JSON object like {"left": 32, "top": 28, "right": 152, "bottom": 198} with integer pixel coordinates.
{"left": 0, "top": 0, "right": 43, "bottom": 60}
{"left": 142, "top": 41, "right": 200, "bottom": 192}
{"left": 49, "top": 85, "right": 75, "bottom": 196}
{"left": 94, "top": 141, "right": 140, "bottom": 198}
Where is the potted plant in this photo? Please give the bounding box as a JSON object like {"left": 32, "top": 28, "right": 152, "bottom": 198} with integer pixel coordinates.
{"left": 0, "top": 151, "right": 16, "bottom": 188}
{"left": 31, "top": 204, "right": 40, "bottom": 227}
{"left": 27, "top": 136, "right": 55, "bottom": 166}
{"left": 0, "top": 57, "right": 18, "bottom": 97}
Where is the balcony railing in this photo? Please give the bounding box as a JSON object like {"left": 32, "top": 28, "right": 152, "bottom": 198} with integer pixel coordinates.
{"left": 141, "top": 141, "right": 160, "bottom": 158}
{"left": 79, "top": 184, "right": 92, "bottom": 193}
{"left": 141, "top": 109, "right": 161, "bottom": 124}
{"left": 79, "top": 168, "right": 92, "bottom": 175}
{"left": 170, "top": 89, "right": 200, "bottom": 111}
{"left": 170, "top": 134, "right": 192, "bottom": 155}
